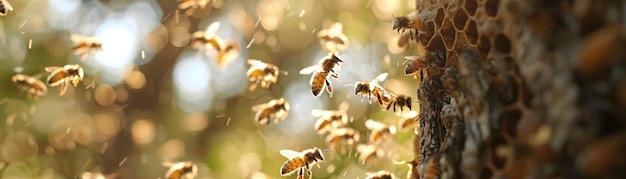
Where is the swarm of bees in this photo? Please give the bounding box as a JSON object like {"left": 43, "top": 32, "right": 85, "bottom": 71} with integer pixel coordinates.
{"left": 164, "top": 161, "right": 198, "bottom": 179}
{"left": 299, "top": 52, "right": 345, "bottom": 97}
{"left": 246, "top": 59, "right": 281, "bottom": 91}
{"left": 70, "top": 34, "right": 102, "bottom": 61}
{"left": 251, "top": 98, "right": 290, "bottom": 125}
{"left": 0, "top": 0, "right": 13, "bottom": 16}
{"left": 12, "top": 74, "right": 47, "bottom": 99}
{"left": 280, "top": 147, "right": 326, "bottom": 179}
{"left": 191, "top": 21, "right": 241, "bottom": 68}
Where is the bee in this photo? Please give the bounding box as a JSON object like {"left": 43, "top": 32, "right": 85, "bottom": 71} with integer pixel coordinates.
{"left": 246, "top": 59, "right": 280, "bottom": 91}
{"left": 404, "top": 52, "right": 446, "bottom": 83}
{"left": 251, "top": 98, "right": 289, "bottom": 125}
{"left": 12, "top": 74, "right": 47, "bottom": 99}
{"left": 392, "top": 11, "right": 431, "bottom": 41}
{"left": 353, "top": 73, "right": 388, "bottom": 103}
{"left": 356, "top": 144, "right": 384, "bottom": 165}
{"left": 313, "top": 102, "right": 349, "bottom": 134}
{"left": 191, "top": 21, "right": 241, "bottom": 68}
{"left": 0, "top": 0, "right": 13, "bottom": 16}
{"left": 280, "top": 147, "right": 326, "bottom": 179}
{"left": 385, "top": 94, "right": 414, "bottom": 113}
{"left": 365, "top": 120, "right": 396, "bottom": 143}
{"left": 178, "top": 0, "right": 210, "bottom": 16}
{"left": 299, "top": 53, "right": 344, "bottom": 97}
{"left": 71, "top": 34, "right": 102, "bottom": 60}
{"left": 365, "top": 170, "right": 395, "bottom": 179}
{"left": 317, "top": 22, "right": 349, "bottom": 53}
{"left": 325, "top": 127, "right": 359, "bottom": 153}
{"left": 164, "top": 161, "right": 198, "bottom": 179}
{"left": 45, "top": 64, "right": 84, "bottom": 96}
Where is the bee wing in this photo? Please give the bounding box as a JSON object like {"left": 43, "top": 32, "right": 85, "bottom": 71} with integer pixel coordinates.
{"left": 251, "top": 103, "right": 268, "bottom": 111}
{"left": 369, "top": 73, "right": 388, "bottom": 89}
{"left": 299, "top": 65, "right": 319, "bottom": 75}
{"left": 365, "top": 119, "right": 384, "bottom": 130}
{"left": 204, "top": 21, "right": 221, "bottom": 38}
{"left": 279, "top": 150, "right": 302, "bottom": 159}
{"left": 311, "top": 109, "right": 325, "bottom": 117}
{"left": 70, "top": 34, "right": 87, "bottom": 44}
{"left": 45, "top": 66, "right": 62, "bottom": 74}
{"left": 247, "top": 59, "right": 263, "bottom": 67}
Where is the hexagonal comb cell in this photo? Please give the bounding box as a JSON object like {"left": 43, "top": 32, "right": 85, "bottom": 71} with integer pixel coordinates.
{"left": 494, "top": 33, "right": 512, "bottom": 54}
{"left": 452, "top": 8, "right": 469, "bottom": 31}
{"left": 439, "top": 18, "right": 457, "bottom": 50}
{"left": 484, "top": 0, "right": 500, "bottom": 17}
{"left": 463, "top": 0, "right": 478, "bottom": 16}
{"left": 464, "top": 19, "right": 479, "bottom": 45}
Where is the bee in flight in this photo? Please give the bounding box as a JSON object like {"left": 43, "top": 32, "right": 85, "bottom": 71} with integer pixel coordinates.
{"left": 385, "top": 94, "right": 414, "bottom": 113}
{"left": 252, "top": 98, "right": 289, "bottom": 125}
{"left": 299, "top": 52, "right": 345, "bottom": 97}
{"left": 356, "top": 144, "right": 384, "bottom": 165}
{"left": 313, "top": 102, "right": 349, "bottom": 134}
{"left": 12, "top": 74, "right": 47, "bottom": 99}
{"left": 178, "top": 0, "right": 210, "bottom": 16}
{"left": 163, "top": 161, "right": 198, "bottom": 179}
{"left": 246, "top": 59, "right": 281, "bottom": 91}
{"left": 353, "top": 73, "right": 388, "bottom": 103}
{"left": 325, "top": 127, "right": 360, "bottom": 153}
{"left": 365, "top": 170, "right": 396, "bottom": 179}
{"left": 392, "top": 11, "right": 431, "bottom": 41}
{"left": 45, "top": 64, "right": 84, "bottom": 96}
{"left": 280, "top": 147, "right": 326, "bottom": 179}
{"left": 70, "top": 34, "right": 102, "bottom": 61}
{"left": 191, "top": 21, "right": 241, "bottom": 68}
{"left": 398, "top": 111, "right": 419, "bottom": 133}
{"left": 0, "top": 0, "right": 13, "bottom": 16}
{"left": 317, "top": 22, "right": 349, "bottom": 53}
{"left": 365, "top": 119, "right": 396, "bottom": 143}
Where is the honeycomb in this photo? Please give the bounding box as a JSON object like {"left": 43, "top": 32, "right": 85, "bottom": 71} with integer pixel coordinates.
{"left": 407, "top": 0, "right": 626, "bottom": 178}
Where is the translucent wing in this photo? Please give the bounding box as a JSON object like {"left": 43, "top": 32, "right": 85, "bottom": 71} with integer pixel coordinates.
{"left": 369, "top": 73, "right": 388, "bottom": 90}
{"left": 44, "top": 66, "right": 62, "bottom": 73}
{"left": 299, "top": 65, "right": 320, "bottom": 75}
{"left": 69, "top": 34, "right": 87, "bottom": 44}
{"left": 204, "top": 21, "right": 221, "bottom": 39}
{"left": 311, "top": 109, "right": 326, "bottom": 117}
{"left": 251, "top": 103, "right": 268, "bottom": 111}
{"left": 280, "top": 150, "right": 302, "bottom": 159}
{"left": 365, "top": 119, "right": 384, "bottom": 130}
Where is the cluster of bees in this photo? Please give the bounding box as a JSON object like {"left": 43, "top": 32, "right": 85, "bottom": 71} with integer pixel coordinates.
{"left": 4, "top": 0, "right": 438, "bottom": 177}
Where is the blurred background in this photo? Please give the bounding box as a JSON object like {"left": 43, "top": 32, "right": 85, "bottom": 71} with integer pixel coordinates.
{"left": 0, "top": 0, "right": 425, "bottom": 178}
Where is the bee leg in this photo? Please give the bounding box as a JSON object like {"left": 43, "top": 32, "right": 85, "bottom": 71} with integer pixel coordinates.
{"left": 298, "top": 168, "right": 304, "bottom": 179}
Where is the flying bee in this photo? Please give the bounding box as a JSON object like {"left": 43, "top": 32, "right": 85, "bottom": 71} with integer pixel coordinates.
{"left": 392, "top": 11, "right": 431, "bottom": 41}
{"left": 356, "top": 144, "right": 384, "bottom": 165}
{"left": 12, "top": 74, "right": 47, "bottom": 99}
{"left": 365, "top": 119, "right": 396, "bottom": 143}
{"left": 325, "top": 127, "right": 360, "bottom": 153}
{"left": 71, "top": 34, "right": 102, "bottom": 61}
{"left": 178, "top": 0, "right": 210, "bottom": 16}
{"left": 164, "top": 161, "right": 198, "bottom": 179}
{"left": 313, "top": 102, "right": 349, "bottom": 134}
{"left": 252, "top": 98, "right": 289, "bottom": 125}
{"left": 45, "top": 64, "right": 84, "bottom": 96}
{"left": 365, "top": 170, "right": 396, "bottom": 179}
{"left": 353, "top": 73, "right": 388, "bottom": 103}
{"left": 191, "top": 22, "right": 241, "bottom": 68}
{"left": 280, "top": 147, "right": 326, "bottom": 179}
{"left": 299, "top": 52, "right": 345, "bottom": 97}
{"left": 246, "top": 59, "right": 281, "bottom": 91}
{"left": 0, "top": 0, "right": 13, "bottom": 16}
{"left": 385, "top": 94, "right": 414, "bottom": 113}
{"left": 317, "top": 22, "right": 349, "bottom": 53}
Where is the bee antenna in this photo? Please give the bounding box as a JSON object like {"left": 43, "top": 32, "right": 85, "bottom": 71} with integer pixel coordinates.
{"left": 322, "top": 148, "right": 334, "bottom": 153}
{"left": 280, "top": 70, "right": 289, "bottom": 75}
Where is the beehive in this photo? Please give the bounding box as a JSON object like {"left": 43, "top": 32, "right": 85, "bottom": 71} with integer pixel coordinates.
{"left": 408, "top": 0, "right": 626, "bottom": 178}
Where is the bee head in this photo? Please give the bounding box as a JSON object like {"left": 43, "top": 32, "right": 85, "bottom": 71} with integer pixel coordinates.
{"left": 313, "top": 147, "right": 326, "bottom": 162}
{"left": 331, "top": 53, "right": 345, "bottom": 63}
{"left": 392, "top": 16, "right": 409, "bottom": 31}
{"left": 266, "top": 66, "right": 279, "bottom": 76}
{"left": 354, "top": 82, "right": 365, "bottom": 95}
